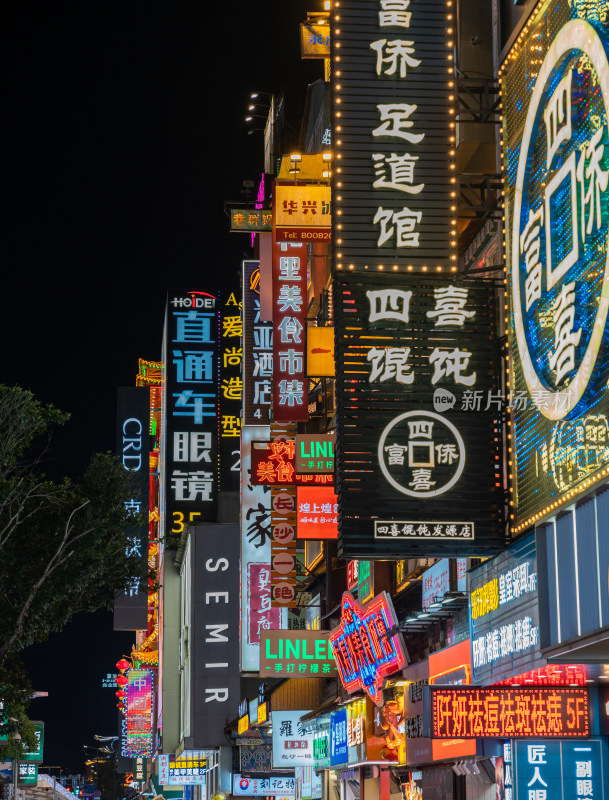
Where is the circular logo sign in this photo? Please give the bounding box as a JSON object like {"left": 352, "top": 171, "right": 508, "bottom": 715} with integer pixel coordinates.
{"left": 512, "top": 19, "right": 609, "bottom": 420}
{"left": 272, "top": 583, "right": 296, "bottom": 604}
{"left": 377, "top": 410, "right": 465, "bottom": 498}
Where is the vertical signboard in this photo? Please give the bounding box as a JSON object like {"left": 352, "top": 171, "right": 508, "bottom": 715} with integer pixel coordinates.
{"left": 219, "top": 285, "right": 243, "bottom": 490}
{"left": 243, "top": 260, "right": 273, "bottom": 425}
{"left": 241, "top": 426, "right": 284, "bottom": 672}
{"left": 503, "top": 2, "right": 609, "bottom": 534}
{"left": 272, "top": 710, "right": 315, "bottom": 768}
{"left": 191, "top": 524, "right": 240, "bottom": 747}
{"left": 272, "top": 237, "right": 309, "bottom": 422}
{"left": 164, "top": 290, "right": 219, "bottom": 538}
{"left": 331, "top": 0, "right": 455, "bottom": 271}
{"left": 514, "top": 739, "right": 607, "bottom": 800}
{"left": 271, "top": 487, "right": 298, "bottom": 607}
{"left": 334, "top": 273, "right": 504, "bottom": 558}
{"left": 470, "top": 532, "right": 543, "bottom": 685}
{"left": 124, "top": 669, "right": 155, "bottom": 757}
{"left": 114, "top": 387, "right": 150, "bottom": 631}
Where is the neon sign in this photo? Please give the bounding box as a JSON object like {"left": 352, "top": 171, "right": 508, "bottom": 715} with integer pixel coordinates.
{"left": 124, "top": 668, "right": 155, "bottom": 756}
{"left": 430, "top": 687, "right": 590, "bottom": 739}
{"left": 329, "top": 591, "right": 407, "bottom": 706}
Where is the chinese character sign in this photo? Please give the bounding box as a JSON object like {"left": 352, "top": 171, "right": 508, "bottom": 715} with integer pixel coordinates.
{"left": 241, "top": 426, "right": 285, "bottom": 672}
{"left": 275, "top": 185, "right": 331, "bottom": 243}
{"left": 124, "top": 669, "right": 155, "bottom": 757}
{"left": 330, "top": 591, "right": 407, "bottom": 707}
{"left": 272, "top": 238, "right": 309, "bottom": 422}
{"left": 243, "top": 261, "right": 273, "bottom": 425}
{"left": 504, "top": 5, "right": 609, "bottom": 533}
{"left": 334, "top": 273, "right": 504, "bottom": 559}
{"left": 469, "top": 532, "right": 543, "bottom": 685}
{"left": 163, "top": 290, "right": 219, "bottom": 537}
{"left": 272, "top": 710, "right": 315, "bottom": 768}
{"left": 331, "top": 0, "right": 454, "bottom": 271}
{"left": 296, "top": 486, "right": 338, "bottom": 540}
{"left": 430, "top": 687, "right": 590, "bottom": 739}
{"left": 114, "top": 387, "right": 150, "bottom": 631}
{"left": 514, "top": 739, "right": 607, "bottom": 800}
{"left": 219, "top": 285, "right": 242, "bottom": 491}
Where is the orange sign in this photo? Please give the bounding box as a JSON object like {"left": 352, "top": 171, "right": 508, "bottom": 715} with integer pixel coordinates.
{"left": 297, "top": 486, "right": 338, "bottom": 539}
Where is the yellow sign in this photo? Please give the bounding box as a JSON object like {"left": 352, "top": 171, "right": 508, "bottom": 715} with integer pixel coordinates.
{"left": 275, "top": 185, "right": 331, "bottom": 241}
{"left": 238, "top": 714, "right": 249, "bottom": 735}
{"left": 307, "top": 327, "right": 335, "bottom": 377}
{"left": 257, "top": 701, "right": 268, "bottom": 725}
{"left": 470, "top": 577, "right": 499, "bottom": 620}
{"left": 300, "top": 22, "right": 330, "bottom": 58}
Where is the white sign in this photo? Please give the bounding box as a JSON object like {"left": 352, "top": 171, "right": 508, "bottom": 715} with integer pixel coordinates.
{"left": 232, "top": 775, "right": 295, "bottom": 797}
{"left": 272, "top": 710, "right": 315, "bottom": 768}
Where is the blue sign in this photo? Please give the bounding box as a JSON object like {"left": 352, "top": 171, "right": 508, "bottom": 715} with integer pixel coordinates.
{"left": 469, "top": 532, "right": 543, "bottom": 685}
{"left": 514, "top": 739, "right": 608, "bottom": 800}
{"left": 505, "top": 5, "right": 609, "bottom": 532}
{"left": 330, "top": 708, "right": 348, "bottom": 767}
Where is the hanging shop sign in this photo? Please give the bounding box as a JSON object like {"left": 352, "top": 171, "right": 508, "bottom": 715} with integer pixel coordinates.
{"left": 114, "top": 386, "right": 150, "bottom": 631}
{"left": 272, "top": 710, "right": 315, "bottom": 768}
{"left": 252, "top": 440, "right": 334, "bottom": 485}
{"left": 330, "top": 708, "right": 348, "bottom": 767}
{"left": 163, "top": 289, "right": 219, "bottom": 535}
{"left": 259, "top": 630, "right": 337, "bottom": 678}
{"left": 295, "top": 434, "right": 336, "bottom": 474}
{"left": 270, "top": 487, "right": 298, "bottom": 607}
{"left": 124, "top": 669, "right": 155, "bottom": 757}
{"left": 296, "top": 485, "right": 338, "bottom": 540}
{"left": 232, "top": 775, "right": 296, "bottom": 797}
{"left": 219, "top": 286, "right": 242, "bottom": 490}
{"left": 272, "top": 237, "right": 309, "bottom": 422}
{"left": 331, "top": 0, "right": 454, "bottom": 271}
{"left": 330, "top": 591, "right": 407, "bottom": 706}
{"left": 230, "top": 209, "right": 273, "bottom": 233}
{"left": 17, "top": 764, "right": 38, "bottom": 785}
{"left": 241, "top": 426, "right": 285, "bottom": 672}
{"left": 243, "top": 261, "right": 273, "bottom": 425}
{"left": 306, "top": 327, "right": 335, "bottom": 378}
{"left": 503, "top": 4, "right": 609, "bottom": 534}
{"left": 300, "top": 21, "right": 330, "bottom": 59}
{"left": 157, "top": 755, "right": 208, "bottom": 786}
{"left": 470, "top": 532, "right": 543, "bottom": 685}
{"left": 275, "top": 185, "right": 331, "bottom": 243}
{"left": 313, "top": 719, "right": 331, "bottom": 770}
{"left": 22, "top": 723, "right": 44, "bottom": 762}
{"left": 334, "top": 273, "right": 504, "bottom": 559}
{"left": 422, "top": 559, "right": 466, "bottom": 611}
{"left": 428, "top": 687, "right": 590, "bottom": 739}
{"left": 514, "top": 739, "right": 608, "bottom": 800}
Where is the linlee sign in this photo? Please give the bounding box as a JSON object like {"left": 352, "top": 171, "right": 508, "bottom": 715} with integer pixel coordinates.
{"left": 260, "top": 630, "right": 338, "bottom": 677}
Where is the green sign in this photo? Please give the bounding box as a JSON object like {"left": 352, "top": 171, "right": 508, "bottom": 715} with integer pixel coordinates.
{"left": 358, "top": 560, "right": 373, "bottom": 603}
{"left": 313, "top": 731, "right": 330, "bottom": 768}
{"left": 259, "top": 630, "right": 338, "bottom": 677}
{"left": 23, "top": 723, "right": 44, "bottom": 762}
{"left": 18, "top": 763, "right": 38, "bottom": 784}
{"left": 295, "top": 434, "right": 336, "bottom": 474}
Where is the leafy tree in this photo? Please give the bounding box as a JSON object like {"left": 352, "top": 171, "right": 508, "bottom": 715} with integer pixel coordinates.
{"left": 0, "top": 385, "right": 147, "bottom": 747}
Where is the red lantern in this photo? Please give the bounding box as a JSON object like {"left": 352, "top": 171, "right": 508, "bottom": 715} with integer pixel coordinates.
{"left": 116, "top": 690, "right": 127, "bottom": 699}
{"left": 115, "top": 675, "right": 128, "bottom": 687}
{"left": 116, "top": 702, "right": 124, "bottom": 709}
{"left": 116, "top": 659, "right": 130, "bottom": 672}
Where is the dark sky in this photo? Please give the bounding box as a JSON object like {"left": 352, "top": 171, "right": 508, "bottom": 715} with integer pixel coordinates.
{"left": 3, "top": 0, "right": 322, "bottom": 775}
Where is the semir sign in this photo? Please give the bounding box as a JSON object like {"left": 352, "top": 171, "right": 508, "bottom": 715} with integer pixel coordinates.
{"left": 330, "top": 591, "right": 407, "bottom": 706}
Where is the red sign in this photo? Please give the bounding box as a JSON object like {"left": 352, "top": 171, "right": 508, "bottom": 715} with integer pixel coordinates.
{"left": 271, "top": 231, "right": 308, "bottom": 422}
{"left": 430, "top": 687, "right": 590, "bottom": 739}
{"left": 296, "top": 486, "right": 338, "bottom": 539}
{"left": 330, "top": 591, "right": 407, "bottom": 707}
{"left": 251, "top": 441, "right": 334, "bottom": 486}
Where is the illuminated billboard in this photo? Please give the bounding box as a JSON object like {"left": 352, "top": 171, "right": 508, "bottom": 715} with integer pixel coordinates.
{"left": 429, "top": 687, "right": 590, "bottom": 739}
{"left": 331, "top": 0, "right": 455, "bottom": 271}
{"left": 124, "top": 669, "right": 155, "bottom": 757}
{"left": 330, "top": 591, "right": 407, "bottom": 706}
{"left": 334, "top": 273, "right": 504, "bottom": 558}
{"left": 503, "top": 2, "right": 609, "bottom": 533}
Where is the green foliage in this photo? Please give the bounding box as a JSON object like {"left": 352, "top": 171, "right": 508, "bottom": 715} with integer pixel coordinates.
{"left": 0, "top": 384, "right": 148, "bottom": 738}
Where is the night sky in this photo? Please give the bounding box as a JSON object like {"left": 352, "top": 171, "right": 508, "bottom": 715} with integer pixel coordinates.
{"left": 3, "top": 0, "right": 322, "bottom": 775}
